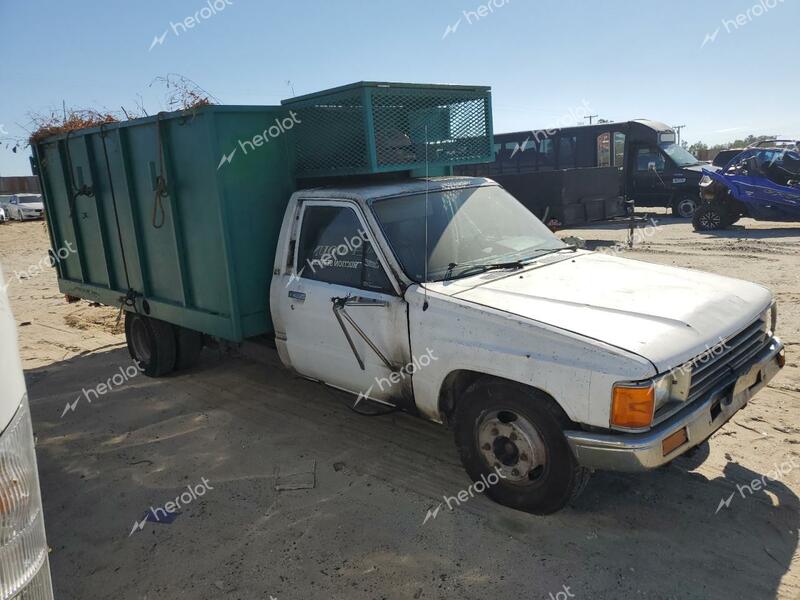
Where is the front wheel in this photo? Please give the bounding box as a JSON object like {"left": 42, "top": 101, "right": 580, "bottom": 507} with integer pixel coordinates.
{"left": 672, "top": 196, "right": 698, "bottom": 219}
{"left": 453, "top": 380, "right": 590, "bottom": 515}
{"left": 693, "top": 203, "right": 730, "bottom": 231}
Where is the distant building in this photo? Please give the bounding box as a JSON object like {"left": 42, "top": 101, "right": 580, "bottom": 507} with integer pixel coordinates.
{"left": 0, "top": 176, "right": 40, "bottom": 194}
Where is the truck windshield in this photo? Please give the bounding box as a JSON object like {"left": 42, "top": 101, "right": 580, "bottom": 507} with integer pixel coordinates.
{"left": 659, "top": 143, "right": 701, "bottom": 167}
{"left": 371, "top": 185, "right": 566, "bottom": 282}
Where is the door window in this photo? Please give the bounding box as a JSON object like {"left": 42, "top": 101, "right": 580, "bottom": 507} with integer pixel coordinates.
{"left": 558, "top": 135, "right": 577, "bottom": 169}
{"left": 597, "top": 132, "right": 611, "bottom": 167}
{"left": 501, "top": 142, "right": 520, "bottom": 173}
{"left": 613, "top": 132, "right": 626, "bottom": 167}
{"left": 636, "top": 148, "right": 665, "bottom": 172}
{"left": 537, "top": 138, "right": 556, "bottom": 170}
{"left": 296, "top": 205, "right": 394, "bottom": 294}
{"left": 517, "top": 138, "right": 538, "bottom": 173}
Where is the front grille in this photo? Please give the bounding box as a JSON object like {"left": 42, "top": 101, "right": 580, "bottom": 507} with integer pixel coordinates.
{"left": 687, "top": 318, "right": 770, "bottom": 402}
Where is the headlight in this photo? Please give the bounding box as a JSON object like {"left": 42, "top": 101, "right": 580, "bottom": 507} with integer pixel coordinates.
{"left": 653, "top": 375, "right": 672, "bottom": 409}
{"left": 699, "top": 175, "right": 712, "bottom": 186}
{"left": 0, "top": 395, "right": 53, "bottom": 600}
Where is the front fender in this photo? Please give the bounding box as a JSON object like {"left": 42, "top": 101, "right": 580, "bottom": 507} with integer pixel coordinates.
{"left": 405, "top": 285, "right": 656, "bottom": 428}
{"left": 703, "top": 168, "right": 744, "bottom": 202}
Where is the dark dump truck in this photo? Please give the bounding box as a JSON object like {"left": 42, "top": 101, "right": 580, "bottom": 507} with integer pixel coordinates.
{"left": 457, "top": 119, "right": 710, "bottom": 223}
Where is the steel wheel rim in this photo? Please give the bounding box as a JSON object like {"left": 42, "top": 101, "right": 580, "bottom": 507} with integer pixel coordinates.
{"left": 476, "top": 409, "right": 547, "bottom": 485}
{"left": 700, "top": 209, "right": 721, "bottom": 229}
{"left": 678, "top": 199, "right": 696, "bottom": 218}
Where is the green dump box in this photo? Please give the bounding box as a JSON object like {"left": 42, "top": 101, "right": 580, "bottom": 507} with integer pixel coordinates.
{"left": 284, "top": 82, "right": 493, "bottom": 178}
{"left": 33, "top": 82, "right": 493, "bottom": 342}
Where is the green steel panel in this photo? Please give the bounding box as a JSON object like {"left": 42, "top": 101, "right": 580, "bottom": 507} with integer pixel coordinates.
{"left": 33, "top": 83, "right": 494, "bottom": 341}
{"left": 282, "top": 81, "right": 494, "bottom": 178}
{"left": 35, "top": 105, "right": 296, "bottom": 341}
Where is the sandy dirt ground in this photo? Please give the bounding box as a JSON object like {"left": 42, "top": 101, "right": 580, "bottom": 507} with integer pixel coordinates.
{"left": 1, "top": 213, "right": 798, "bottom": 600}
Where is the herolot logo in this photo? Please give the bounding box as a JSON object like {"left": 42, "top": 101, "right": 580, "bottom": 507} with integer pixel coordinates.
{"left": 702, "top": 0, "right": 786, "bottom": 48}
{"left": 422, "top": 466, "right": 507, "bottom": 524}
{"left": 217, "top": 112, "right": 302, "bottom": 169}
{"left": 149, "top": 0, "right": 235, "bottom": 50}
{"left": 129, "top": 478, "right": 215, "bottom": 536}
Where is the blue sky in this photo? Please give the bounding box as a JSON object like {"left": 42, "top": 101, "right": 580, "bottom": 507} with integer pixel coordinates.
{"left": 1, "top": 0, "right": 798, "bottom": 175}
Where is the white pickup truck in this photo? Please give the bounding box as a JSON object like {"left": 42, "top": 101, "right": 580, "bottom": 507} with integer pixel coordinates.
{"left": 0, "top": 266, "right": 54, "bottom": 599}
{"left": 264, "top": 176, "right": 784, "bottom": 514}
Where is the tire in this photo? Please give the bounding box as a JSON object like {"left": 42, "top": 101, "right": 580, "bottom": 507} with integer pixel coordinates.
{"left": 453, "top": 379, "right": 590, "bottom": 515}
{"left": 124, "top": 312, "right": 177, "bottom": 377}
{"left": 692, "top": 203, "right": 729, "bottom": 231}
{"left": 174, "top": 326, "right": 203, "bottom": 371}
{"left": 672, "top": 196, "right": 698, "bottom": 219}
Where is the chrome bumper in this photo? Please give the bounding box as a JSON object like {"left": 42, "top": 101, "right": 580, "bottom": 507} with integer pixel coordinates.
{"left": 565, "top": 337, "right": 784, "bottom": 472}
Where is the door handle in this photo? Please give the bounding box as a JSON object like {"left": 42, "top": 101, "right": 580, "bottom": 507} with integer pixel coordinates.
{"left": 345, "top": 296, "right": 388, "bottom": 307}
{"left": 288, "top": 291, "right": 306, "bottom": 302}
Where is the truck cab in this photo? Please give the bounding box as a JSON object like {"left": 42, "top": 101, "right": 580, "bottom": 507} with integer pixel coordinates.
{"left": 271, "top": 176, "right": 784, "bottom": 514}
{"left": 629, "top": 134, "right": 712, "bottom": 218}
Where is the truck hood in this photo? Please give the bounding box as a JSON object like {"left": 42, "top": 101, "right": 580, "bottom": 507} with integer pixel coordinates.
{"left": 684, "top": 163, "right": 720, "bottom": 174}
{"left": 433, "top": 251, "right": 771, "bottom": 372}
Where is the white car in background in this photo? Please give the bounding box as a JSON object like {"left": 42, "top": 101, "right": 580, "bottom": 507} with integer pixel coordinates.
{"left": 0, "top": 265, "right": 54, "bottom": 599}
{"left": 0, "top": 206, "right": 7, "bottom": 223}
{"left": 3, "top": 194, "right": 44, "bottom": 221}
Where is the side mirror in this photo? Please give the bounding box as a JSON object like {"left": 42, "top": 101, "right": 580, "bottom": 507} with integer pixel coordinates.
{"left": 648, "top": 161, "right": 657, "bottom": 173}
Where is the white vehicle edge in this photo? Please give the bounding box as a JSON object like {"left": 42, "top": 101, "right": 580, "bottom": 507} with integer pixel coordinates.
{"left": 0, "top": 265, "right": 54, "bottom": 599}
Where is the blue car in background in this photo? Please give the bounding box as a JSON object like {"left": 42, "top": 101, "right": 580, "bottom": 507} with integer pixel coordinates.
{"left": 694, "top": 141, "right": 800, "bottom": 230}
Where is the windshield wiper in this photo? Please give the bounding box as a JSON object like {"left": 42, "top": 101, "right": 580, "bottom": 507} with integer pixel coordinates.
{"left": 439, "top": 247, "right": 576, "bottom": 282}
{"left": 526, "top": 245, "right": 576, "bottom": 259}
{"left": 448, "top": 260, "right": 525, "bottom": 280}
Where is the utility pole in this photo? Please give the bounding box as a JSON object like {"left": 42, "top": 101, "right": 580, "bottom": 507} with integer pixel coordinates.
{"left": 673, "top": 124, "right": 686, "bottom": 146}
{"left": 584, "top": 114, "right": 599, "bottom": 125}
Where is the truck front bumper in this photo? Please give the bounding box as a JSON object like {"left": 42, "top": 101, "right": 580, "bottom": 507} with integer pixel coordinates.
{"left": 565, "top": 337, "right": 784, "bottom": 472}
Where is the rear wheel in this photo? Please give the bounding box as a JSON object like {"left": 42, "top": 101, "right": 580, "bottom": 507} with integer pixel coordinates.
{"left": 174, "top": 326, "right": 203, "bottom": 371}
{"left": 453, "top": 379, "right": 590, "bottom": 515}
{"left": 672, "top": 196, "right": 698, "bottom": 219}
{"left": 125, "top": 312, "right": 177, "bottom": 377}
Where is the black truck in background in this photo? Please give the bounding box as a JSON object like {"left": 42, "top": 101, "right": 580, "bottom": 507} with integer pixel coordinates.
{"left": 456, "top": 119, "right": 711, "bottom": 225}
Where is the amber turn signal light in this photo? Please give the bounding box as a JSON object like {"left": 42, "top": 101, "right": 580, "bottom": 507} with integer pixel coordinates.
{"left": 611, "top": 384, "right": 655, "bottom": 429}
{"left": 662, "top": 427, "right": 689, "bottom": 456}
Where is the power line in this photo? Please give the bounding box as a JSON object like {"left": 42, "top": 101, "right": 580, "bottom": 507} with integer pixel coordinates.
{"left": 672, "top": 124, "right": 686, "bottom": 145}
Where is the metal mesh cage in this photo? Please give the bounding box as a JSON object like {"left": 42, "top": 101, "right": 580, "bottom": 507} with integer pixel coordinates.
{"left": 283, "top": 82, "right": 493, "bottom": 178}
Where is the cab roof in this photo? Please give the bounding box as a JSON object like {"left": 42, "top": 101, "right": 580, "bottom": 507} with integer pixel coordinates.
{"left": 295, "top": 177, "right": 496, "bottom": 203}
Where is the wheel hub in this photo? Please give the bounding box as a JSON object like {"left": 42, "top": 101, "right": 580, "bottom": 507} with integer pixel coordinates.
{"left": 477, "top": 410, "right": 546, "bottom": 484}
{"left": 677, "top": 198, "right": 696, "bottom": 218}
{"left": 700, "top": 210, "right": 721, "bottom": 228}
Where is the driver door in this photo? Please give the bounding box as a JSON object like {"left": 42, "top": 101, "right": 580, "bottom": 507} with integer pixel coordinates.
{"left": 630, "top": 146, "right": 669, "bottom": 206}
{"left": 279, "top": 200, "right": 411, "bottom": 405}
